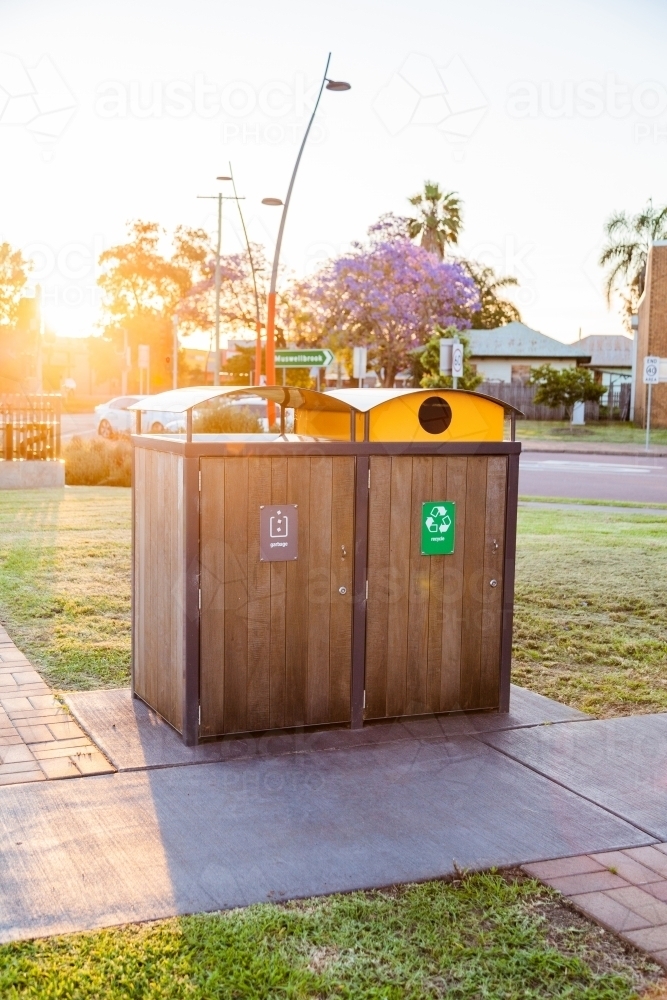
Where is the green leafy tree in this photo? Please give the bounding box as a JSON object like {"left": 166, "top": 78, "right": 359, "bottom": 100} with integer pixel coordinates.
{"left": 599, "top": 200, "right": 667, "bottom": 323}
{"left": 0, "top": 243, "right": 31, "bottom": 326}
{"left": 529, "top": 364, "right": 605, "bottom": 421}
{"left": 459, "top": 260, "right": 521, "bottom": 329}
{"left": 412, "top": 326, "right": 482, "bottom": 390}
{"left": 407, "top": 182, "right": 462, "bottom": 259}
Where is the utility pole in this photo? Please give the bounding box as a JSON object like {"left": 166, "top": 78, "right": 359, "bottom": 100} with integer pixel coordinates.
{"left": 197, "top": 177, "right": 246, "bottom": 387}
{"left": 172, "top": 316, "right": 178, "bottom": 390}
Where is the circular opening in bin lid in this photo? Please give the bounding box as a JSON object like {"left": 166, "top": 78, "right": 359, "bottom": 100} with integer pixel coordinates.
{"left": 418, "top": 396, "right": 452, "bottom": 435}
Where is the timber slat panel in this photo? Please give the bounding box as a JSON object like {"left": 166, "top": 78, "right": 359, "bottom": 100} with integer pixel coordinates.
{"left": 285, "top": 457, "right": 310, "bottom": 727}
{"left": 133, "top": 448, "right": 183, "bottom": 732}
{"left": 269, "top": 457, "right": 287, "bottom": 729}
{"left": 200, "top": 458, "right": 225, "bottom": 736}
{"left": 246, "top": 458, "right": 272, "bottom": 731}
{"left": 365, "top": 457, "right": 391, "bottom": 719}
{"left": 386, "top": 457, "right": 412, "bottom": 717}
{"left": 365, "top": 454, "right": 504, "bottom": 719}
{"left": 426, "top": 457, "right": 448, "bottom": 712}
{"left": 406, "top": 456, "right": 431, "bottom": 716}
{"left": 329, "top": 457, "right": 354, "bottom": 721}
{"left": 480, "top": 457, "right": 507, "bottom": 707}
{"left": 307, "top": 456, "right": 332, "bottom": 725}
{"left": 223, "top": 458, "right": 249, "bottom": 733}
{"left": 460, "top": 458, "right": 488, "bottom": 710}
{"left": 440, "top": 456, "right": 467, "bottom": 711}
{"left": 199, "top": 455, "right": 354, "bottom": 736}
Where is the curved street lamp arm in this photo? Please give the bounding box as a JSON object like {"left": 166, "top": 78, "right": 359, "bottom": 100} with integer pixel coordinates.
{"left": 268, "top": 52, "right": 331, "bottom": 295}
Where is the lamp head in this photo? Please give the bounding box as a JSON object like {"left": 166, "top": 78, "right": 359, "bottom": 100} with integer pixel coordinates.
{"left": 326, "top": 79, "right": 351, "bottom": 91}
{"left": 262, "top": 198, "right": 283, "bottom": 206}
{"left": 217, "top": 175, "right": 232, "bottom": 181}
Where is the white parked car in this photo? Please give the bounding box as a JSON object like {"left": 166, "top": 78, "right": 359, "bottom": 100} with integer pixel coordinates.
{"left": 95, "top": 396, "right": 174, "bottom": 437}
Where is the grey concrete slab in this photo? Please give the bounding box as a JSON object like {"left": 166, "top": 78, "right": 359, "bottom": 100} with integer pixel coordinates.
{"left": 479, "top": 713, "right": 667, "bottom": 840}
{"left": 0, "top": 734, "right": 651, "bottom": 942}
{"left": 65, "top": 685, "right": 588, "bottom": 772}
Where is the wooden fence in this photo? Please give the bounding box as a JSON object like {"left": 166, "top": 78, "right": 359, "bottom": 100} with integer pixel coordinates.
{"left": 0, "top": 395, "right": 62, "bottom": 460}
{"left": 477, "top": 382, "right": 602, "bottom": 421}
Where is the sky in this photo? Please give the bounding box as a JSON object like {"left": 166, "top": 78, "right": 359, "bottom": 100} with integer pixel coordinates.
{"left": 1, "top": 0, "right": 666, "bottom": 346}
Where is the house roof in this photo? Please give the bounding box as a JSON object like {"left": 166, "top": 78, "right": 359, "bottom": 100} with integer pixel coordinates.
{"left": 576, "top": 334, "right": 633, "bottom": 368}
{"left": 469, "top": 322, "right": 591, "bottom": 361}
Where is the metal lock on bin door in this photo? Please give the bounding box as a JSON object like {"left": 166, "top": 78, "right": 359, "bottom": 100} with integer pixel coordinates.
{"left": 489, "top": 579, "right": 498, "bottom": 588}
{"left": 338, "top": 586, "right": 347, "bottom": 595}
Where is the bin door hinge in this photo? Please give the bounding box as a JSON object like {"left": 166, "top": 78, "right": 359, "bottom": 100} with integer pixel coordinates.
{"left": 198, "top": 588, "right": 201, "bottom": 610}
{"left": 198, "top": 705, "right": 201, "bottom": 725}
{"left": 198, "top": 470, "right": 202, "bottom": 491}
{"left": 368, "top": 468, "right": 371, "bottom": 489}
{"left": 363, "top": 690, "right": 366, "bottom": 709}
{"left": 365, "top": 579, "right": 368, "bottom": 601}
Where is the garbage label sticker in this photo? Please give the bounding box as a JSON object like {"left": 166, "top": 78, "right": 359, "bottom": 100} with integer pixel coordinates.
{"left": 421, "top": 501, "right": 456, "bottom": 555}
{"left": 260, "top": 504, "right": 298, "bottom": 561}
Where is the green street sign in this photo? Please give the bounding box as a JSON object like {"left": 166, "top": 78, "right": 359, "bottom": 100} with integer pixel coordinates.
{"left": 421, "top": 502, "right": 456, "bottom": 556}
{"left": 275, "top": 349, "right": 335, "bottom": 368}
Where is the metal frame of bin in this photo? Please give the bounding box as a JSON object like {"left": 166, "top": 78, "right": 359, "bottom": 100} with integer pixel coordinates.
{"left": 130, "top": 387, "right": 522, "bottom": 746}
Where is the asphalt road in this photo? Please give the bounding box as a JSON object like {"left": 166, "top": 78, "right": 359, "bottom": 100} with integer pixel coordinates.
{"left": 61, "top": 413, "right": 98, "bottom": 441}
{"left": 519, "top": 453, "right": 667, "bottom": 503}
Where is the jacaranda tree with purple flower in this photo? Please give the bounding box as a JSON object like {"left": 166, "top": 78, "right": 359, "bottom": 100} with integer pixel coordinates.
{"left": 286, "top": 229, "right": 479, "bottom": 386}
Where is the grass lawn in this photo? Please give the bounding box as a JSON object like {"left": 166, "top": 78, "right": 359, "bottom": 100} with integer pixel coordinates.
{"left": 0, "top": 489, "right": 665, "bottom": 717}
{"left": 517, "top": 420, "right": 667, "bottom": 445}
{"left": 514, "top": 507, "right": 667, "bottom": 716}
{"left": 0, "top": 487, "right": 131, "bottom": 690}
{"left": 0, "top": 873, "right": 663, "bottom": 999}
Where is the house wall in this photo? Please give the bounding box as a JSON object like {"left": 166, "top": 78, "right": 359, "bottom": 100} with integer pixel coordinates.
{"left": 473, "top": 357, "right": 577, "bottom": 384}
{"left": 636, "top": 243, "right": 667, "bottom": 428}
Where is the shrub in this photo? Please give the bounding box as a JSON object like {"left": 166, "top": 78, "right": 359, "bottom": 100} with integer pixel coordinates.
{"left": 64, "top": 437, "right": 132, "bottom": 487}
{"left": 194, "top": 403, "right": 262, "bottom": 434}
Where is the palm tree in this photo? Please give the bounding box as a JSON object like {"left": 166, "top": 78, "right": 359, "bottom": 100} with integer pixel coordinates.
{"left": 599, "top": 200, "right": 667, "bottom": 317}
{"left": 459, "top": 260, "right": 521, "bottom": 329}
{"left": 407, "top": 181, "right": 462, "bottom": 259}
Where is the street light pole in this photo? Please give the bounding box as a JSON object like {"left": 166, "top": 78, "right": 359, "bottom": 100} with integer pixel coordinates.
{"left": 263, "top": 54, "right": 350, "bottom": 387}
{"left": 227, "top": 162, "right": 263, "bottom": 385}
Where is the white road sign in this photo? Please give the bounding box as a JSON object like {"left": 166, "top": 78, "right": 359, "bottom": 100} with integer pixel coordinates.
{"left": 452, "top": 342, "right": 464, "bottom": 379}
{"left": 644, "top": 356, "right": 660, "bottom": 384}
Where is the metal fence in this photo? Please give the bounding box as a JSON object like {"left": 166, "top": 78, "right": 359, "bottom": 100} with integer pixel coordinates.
{"left": 0, "top": 395, "right": 62, "bottom": 460}
{"left": 477, "top": 382, "right": 602, "bottom": 421}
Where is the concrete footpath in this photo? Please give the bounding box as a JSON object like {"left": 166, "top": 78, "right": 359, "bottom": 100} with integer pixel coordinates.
{"left": 2, "top": 635, "right": 667, "bottom": 970}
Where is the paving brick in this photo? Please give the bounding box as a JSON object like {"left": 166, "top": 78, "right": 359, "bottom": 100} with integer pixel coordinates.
{"left": 38, "top": 755, "right": 81, "bottom": 779}
{"left": 0, "top": 697, "right": 33, "bottom": 712}
{"left": 542, "top": 871, "right": 629, "bottom": 895}
{"left": 644, "top": 882, "right": 667, "bottom": 903}
{"left": 47, "top": 721, "right": 85, "bottom": 740}
{"left": 74, "top": 751, "right": 115, "bottom": 775}
{"left": 6, "top": 710, "right": 70, "bottom": 723}
{"left": 569, "top": 891, "right": 652, "bottom": 933}
{"left": 0, "top": 769, "right": 45, "bottom": 786}
{"left": 15, "top": 724, "right": 53, "bottom": 744}
{"left": 522, "top": 856, "right": 606, "bottom": 880}
{"left": 624, "top": 925, "right": 667, "bottom": 955}
{"left": 31, "top": 736, "right": 91, "bottom": 754}
{"left": 27, "top": 695, "right": 61, "bottom": 710}
{"left": 653, "top": 844, "right": 667, "bottom": 857}
{"left": 623, "top": 847, "right": 667, "bottom": 879}
{"left": 606, "top": 885, "right": 667, "bottom": 924}
{"left": 0, "top": 735, "right": 22, "bottom": 746}
{"left": 12, "top": 671, "right": 42, "bottom": 684}
{"left": 645, "top": 949, "right": 667, "bottom": 970}
{"left": 0, "top": 743, "right": 36, "bottom": 764}
{"left": 589, "top": 851, "right": 664, "bottom": 885}
{"left": 33, "top": 743, "right": 97, "bottom": 760}
{"left": 0, "top": 760, "right": 43, "bottom": 776}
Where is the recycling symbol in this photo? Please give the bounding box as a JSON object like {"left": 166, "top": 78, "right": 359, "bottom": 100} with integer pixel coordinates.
{"left": 424, "top": 505, "right": 452, "bottom": 534}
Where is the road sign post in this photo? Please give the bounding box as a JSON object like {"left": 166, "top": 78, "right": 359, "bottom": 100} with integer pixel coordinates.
{"left": 275, "top": 349, "right": 335, "bottom": 369}
{"left": 644, "top": 356, "right": 660, "bottom": 451}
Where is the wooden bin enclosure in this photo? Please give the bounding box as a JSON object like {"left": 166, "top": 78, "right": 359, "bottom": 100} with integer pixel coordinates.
{"left": 131, "top": 387, "right": 521, "bottom": 745}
